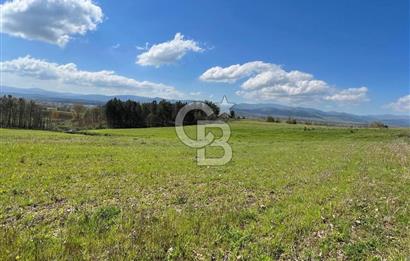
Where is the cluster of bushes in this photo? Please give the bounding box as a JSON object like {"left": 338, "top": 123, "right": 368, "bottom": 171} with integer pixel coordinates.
{"left": 286, "top": 117, "right": 297, "bottom": 124}
{"left": 266, "top": 116, "right": 281, "bottom": 123}
{"left": 369, "top": 121, "right": 388, "bottom": 128}
{"left": 266, "top": 116, "right": 299, "bottom": 124}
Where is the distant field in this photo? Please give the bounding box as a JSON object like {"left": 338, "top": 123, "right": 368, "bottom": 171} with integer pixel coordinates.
{"left": 1, "top": 121, "right": 409, "bottom": 260}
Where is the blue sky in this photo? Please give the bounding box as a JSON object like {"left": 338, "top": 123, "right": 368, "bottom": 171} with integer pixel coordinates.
{"left": 1, "top": 0, "right": 409, "bottom": 115}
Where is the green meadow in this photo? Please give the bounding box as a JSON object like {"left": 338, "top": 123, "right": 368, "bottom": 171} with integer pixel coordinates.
{"left": 1, "top": 121, "right": 409, "bottom": 260}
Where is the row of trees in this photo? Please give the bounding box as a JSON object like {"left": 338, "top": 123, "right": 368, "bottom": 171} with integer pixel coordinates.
{"left": 0, "top": 95, "right": 52, "bottom": 129}
{"left": 266, "top": 115, "right": 389, "bottom": 128}
{"left": 0, "top": 95, "right": 106, "bottom": 130}
{"left": 105, "top": 98, "right": 220, "bottom": 128}
{"left": 266, "top": 116, "right": 297, "bottom": 124}
{"left": 1, "top": 96, "right": 226, "bottom": 130}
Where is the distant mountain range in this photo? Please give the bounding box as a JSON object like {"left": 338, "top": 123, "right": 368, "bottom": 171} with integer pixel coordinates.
{"left": 1, "top": 86, "right": 158, "bottom": 105}
{"left": 2, "top": 86, "right": 409, "bottom": 127}
{"left": 232, "top": 103, "right": 410, "bottom": 127}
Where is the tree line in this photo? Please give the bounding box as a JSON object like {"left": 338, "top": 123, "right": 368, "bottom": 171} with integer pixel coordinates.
{"left": 0, "top": 95, "right": 52, "bottom": 129}
{"left": 0, "top": 95, "right": 224, "bottom": 130}
{"left": 0, "top": 95, "right": 107, "bottom": 130}
{"left": 105, "top": 98, "right": 220, "bottom": 128}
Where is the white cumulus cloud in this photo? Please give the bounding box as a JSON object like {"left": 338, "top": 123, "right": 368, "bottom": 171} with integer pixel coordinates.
{"left": 0, "top": 0, "right": 103, "bottom": 47}
{"left": 0, "top": 56, "right": 184, "bottom": 99}
{"left": 200, "top": 61, "right": 369, "bottom": 105}
{"left": 136, "top": 33, "right": 204, "bottom": 67}
{"left": 324, "top": 87, "right": 368, "bottom": 102}
{"left": 200, "top": 61, "right": 332, "bottom": 102}
{"left": 387, "top": 95, "right": 410, "bottom": 112}
{"left": 199, "top": 61, "right": 274, "bottom": 83}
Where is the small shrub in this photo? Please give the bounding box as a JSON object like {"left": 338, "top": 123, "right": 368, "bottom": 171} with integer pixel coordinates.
{"left": 369, "top": 121, "right": 388, "bottom": 128}
{"left": 267, "top": 116, "right": 280, "bottom": 123}
{"left": 95, "top": 206, "right": 120, "bottom": 221}
{"left": 80, "top": 206, "right": 121, "bottom": 233}
{"left": 286, "top": 117, "right": 297, "bottom": 124}
{"left": 304, "top": 126, "right": 315, "bottom": 131}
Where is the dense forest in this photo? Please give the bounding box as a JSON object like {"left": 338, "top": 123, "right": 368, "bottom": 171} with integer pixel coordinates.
{"left": 105, "top": 98, "right": 220, "bottom": 128}
{"left": 0, "top": 95, "right": 223, "bottom": 130}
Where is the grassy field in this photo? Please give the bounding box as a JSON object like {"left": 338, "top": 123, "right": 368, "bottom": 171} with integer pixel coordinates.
{"left": 1, "top": 121, "right": 409, "bottom": 260}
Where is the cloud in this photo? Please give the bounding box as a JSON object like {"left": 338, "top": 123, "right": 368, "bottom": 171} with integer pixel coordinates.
{"left": 112, "top": 43, "right": 120, "bottom": 49}
{"left": 136, "top": 42, "right": 149, "bottom": 51}
{"left": 136, "top": 33, "right": 204, "bottom": 67}
{"left": 200, "top": 61, "right": 330, "bottom": 102}
{"left": 189, "top": 91, "right": 202, "bottom": 98}
{"left": 0, "top": 56, "right": 184, "bottom": 99}
{"left": 200, "top": 61, "right": 369, "bottom": 105}
{"left": 0, "top": 0, "right": 103, "bottom": 47}
{"left": 387, "top": 95, "right": 410, "bottom": 112}
{"left": 199, "top": 61, "right": 274, "bottom": 83}
{"left": 324, "top": 87, "right": 368, "bottom": 103}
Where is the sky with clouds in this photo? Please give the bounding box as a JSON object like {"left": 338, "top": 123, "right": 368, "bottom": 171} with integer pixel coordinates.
{"left": 1, "top": 0, "right": 409, "bottom": 115}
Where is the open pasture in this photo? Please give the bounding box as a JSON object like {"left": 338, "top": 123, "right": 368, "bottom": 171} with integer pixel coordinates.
{"left": 1, "top": 121, "right": 409, "bottom": 260}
